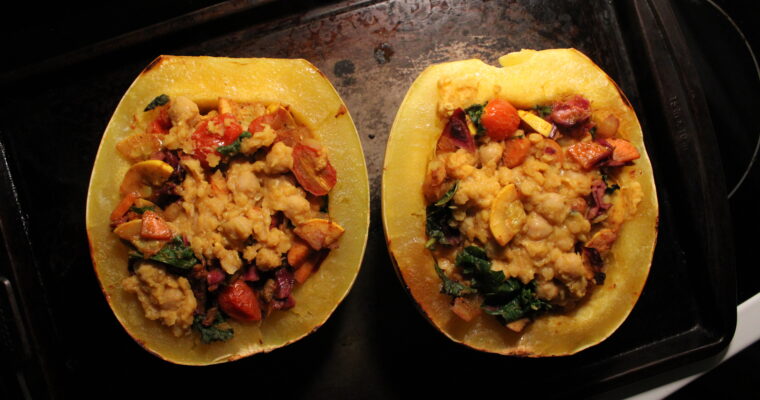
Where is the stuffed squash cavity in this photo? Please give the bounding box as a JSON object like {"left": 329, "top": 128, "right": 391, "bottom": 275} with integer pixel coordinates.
{"left": 86, "top": 56, "right": 369, "bottom": 365}
{"left": 382, "top": 49, "right": 658, "bottom": 356}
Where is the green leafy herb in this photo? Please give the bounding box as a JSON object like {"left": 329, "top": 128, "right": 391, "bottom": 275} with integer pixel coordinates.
{"left": 150, "top": 236, "right": 199, "bottom": 269}
{"left": 483, "top": 281, "right": 552, "bottom": 323}
{"left": 601, "top": 174, "right": 620, "bottom": 194}
{"left": 425, "top": 181, "right": 460, "bottom": 249}
{"left": 129, "top": 206, "right": 155, "bottom": 215}
{"left": 144, "top": 94, "right": 170, "bottom": 111}
{"left": 192, "top": 313, "right": 234, "bottom": 344}
{"left": 465, "top": 103, "right": 486, "bottom": 136}
{"left": 131, "top": 236, "right": 199, "bottom": 270}
{"left": 433, "top": 260, "right": 475, "bottom": 297}
{"left": 451, "top": 246, "right": 551, "bottom": 323}
{"left": 217, "top": 131, "right": 253, "bottom": 156}
{"left": 433, "top": 181, "right": 459, "bottom": 207}
{"left": 456, "top": 246, "right": 508, "bottom": 295}
{"left": 533, "top": 104, "right": 553, "bottom": 118}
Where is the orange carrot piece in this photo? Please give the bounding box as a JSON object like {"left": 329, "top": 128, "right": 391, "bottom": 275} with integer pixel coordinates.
{"left": 567, "top": 142, "right": 611, "bottom": 169}
{"left": 502, "top": 137, "right": 532, "bottom": 168}
{"left": 294, "top": 260, "right": 315, "bottom": 284}
{"left": 110, "top": 192, "right": 140, "bottom": 223}
{"left": 287, "top": 238, "right": 313, "bottom": 268}
{"left": 606, "top": 138, "right": 640, "bottom": 163}
{"left": 294, "top": 250, "right": 328, "bottom": 284}
{"left": 140, "top": 210, "right": 173, "bottom": 240}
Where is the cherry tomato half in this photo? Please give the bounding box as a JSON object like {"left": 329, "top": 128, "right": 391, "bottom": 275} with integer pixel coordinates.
{"left": 481, "top": 99, "right": 520, "bottom": 141}
{"left": 218, "top": 279, "right": 262, "bottom": 322}
{"left": 191, "top": 113, "right": 242, "bottom": 164}
{"left": 292, "top": 143, "right": 337, "bottom": 196}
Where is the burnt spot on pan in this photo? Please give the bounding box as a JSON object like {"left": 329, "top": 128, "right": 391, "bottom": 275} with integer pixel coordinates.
{"left": 334, "top": 59, "right": 355, "bottom": 76}
{"left": 373, "top": 43, "right": 394, "bottom": 65}
{"left": 333, "top": 59, "right": 356, "bottom": 86}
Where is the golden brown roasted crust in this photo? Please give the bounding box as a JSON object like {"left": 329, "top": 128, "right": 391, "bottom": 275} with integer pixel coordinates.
{"left": 86, "top": 56, "right": 369, "bottom": 365}
{"left": 382, "top": 49, "right": 658, "bottom": 356}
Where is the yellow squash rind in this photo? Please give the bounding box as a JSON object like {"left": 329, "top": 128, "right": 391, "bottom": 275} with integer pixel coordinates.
{"left": 86, "top": 56, "right": 370, "bottom": 365}
{"left": 382, "top": 49, "right": 658, "bottom": 356}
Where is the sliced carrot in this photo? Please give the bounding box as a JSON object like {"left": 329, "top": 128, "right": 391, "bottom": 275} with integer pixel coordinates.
{"left": 606, "top": 138, "right": 640, "bottom": 163}
{"left": 294, "top": 250, "right": 328, "bottom": 284}
{"left": 287, "top": 238, "right": 313, "bottom": 268}
{"left": 567, "top": 142, "right": 611, "bottom": 170}
{"left": 110, "top": 192, "right": 140, "bottom": 223}
{"left": 502, "top": 137, "right": 532, "bottom": 168}
{"left": 140, "top": 210, "right": 173, "bottom": 240}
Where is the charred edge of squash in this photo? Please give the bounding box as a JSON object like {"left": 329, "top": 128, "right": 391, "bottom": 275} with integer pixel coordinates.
{"left": 141, "top": 55, "right": 167, "bottom": 75}
{"left": 611, "top": 78, "right": 634, "bottom": 111}
{"left": 335, "top": 104, "right": 347, "bottom": 118}
{"left": 307, "top": 61, "right": 329, "bottom": 80}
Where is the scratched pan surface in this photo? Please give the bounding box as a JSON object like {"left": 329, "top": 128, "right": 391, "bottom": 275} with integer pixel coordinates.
{"left": 0, "top": 0, "right": 734, "bottom": 398}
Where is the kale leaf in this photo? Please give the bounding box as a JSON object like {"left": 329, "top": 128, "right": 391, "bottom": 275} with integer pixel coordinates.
{"left": 605, "top": 183, "right": 620, "bottom": 194}
{"left": 433, "top": 260, "right": 475, "bottom": 297}
{"left": 455, "top": 246, "right": 507, "bottom": 295}
{"left": 465, "top": 103, "right": 486, "bottom": 136}
{"left": 601, "top": 173, "right": 620, "bottom": 194}
{"left": 144, "top": 94, "right": 170, "bottom": 111}
{"left": 453, "top": 246, "right": 552, "bottom": 323}
{"left": 192, "top": 313, "right": 234, "bottom": 344}
{"left": 129, "top": 206, "right": 155, "bottom": 215}
{"left": 533, "top": 104, "right": 553, "bottom": 118}
{"left": 150, "top": 236, "right": 199, "bottom": 270}
{"left": 425, "top": 181, "right": 460, "bottom": 249}
{"left": 217, "top": 131, "right": 253, "bottom": 156}
{"left": 130, "top": 236, "right": 199, "bottom": 270}
{"left": 482, "top": 281, "right": 552, "bottom": 323}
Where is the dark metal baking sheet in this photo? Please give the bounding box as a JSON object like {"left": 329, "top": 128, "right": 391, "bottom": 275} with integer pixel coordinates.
{"left": 0, "top": 0, "right": 736, "bottom": 398}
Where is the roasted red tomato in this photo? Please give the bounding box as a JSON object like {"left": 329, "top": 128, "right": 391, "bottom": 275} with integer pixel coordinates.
{"left": 148, "top": 107, "right": 172, "bottom": 134}
{"left": 218, "top": 279, "right": 262, "bottom": 322}
{"left": 292, "top": 142, "right": 337, "bottom": 196}
{"left": 191, "top": 114, "right": 242, "bottom": 163}
{"left": 481, "top": 98, "right": 520, "bottom": 140}
{"left": 248, "top": 108, "right": 289, "bottom": 133}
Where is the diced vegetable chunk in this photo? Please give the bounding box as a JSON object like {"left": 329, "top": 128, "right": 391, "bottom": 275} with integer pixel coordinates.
{"left": 606, "top": 138, "right": 640, "bottom": 163}
{"left": 294, "top": 219, "right": 344, "bottom": 250}
{"left": 518, "top": 110, "right": 554, "bottom": 137}
{"left": 140, "top": 211, "right": 173, "bottom": 240}
{"left": 489, "top": 184, "right": 526, "bottom": 246}
{"left": 119, "top": 160, "right": 174, "bottom": 195}
{"left": 567, "top": 142, "right": 611, "bottom": 170}
{"left": 502, "top": 137, "right": 532, "bottom": 168}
